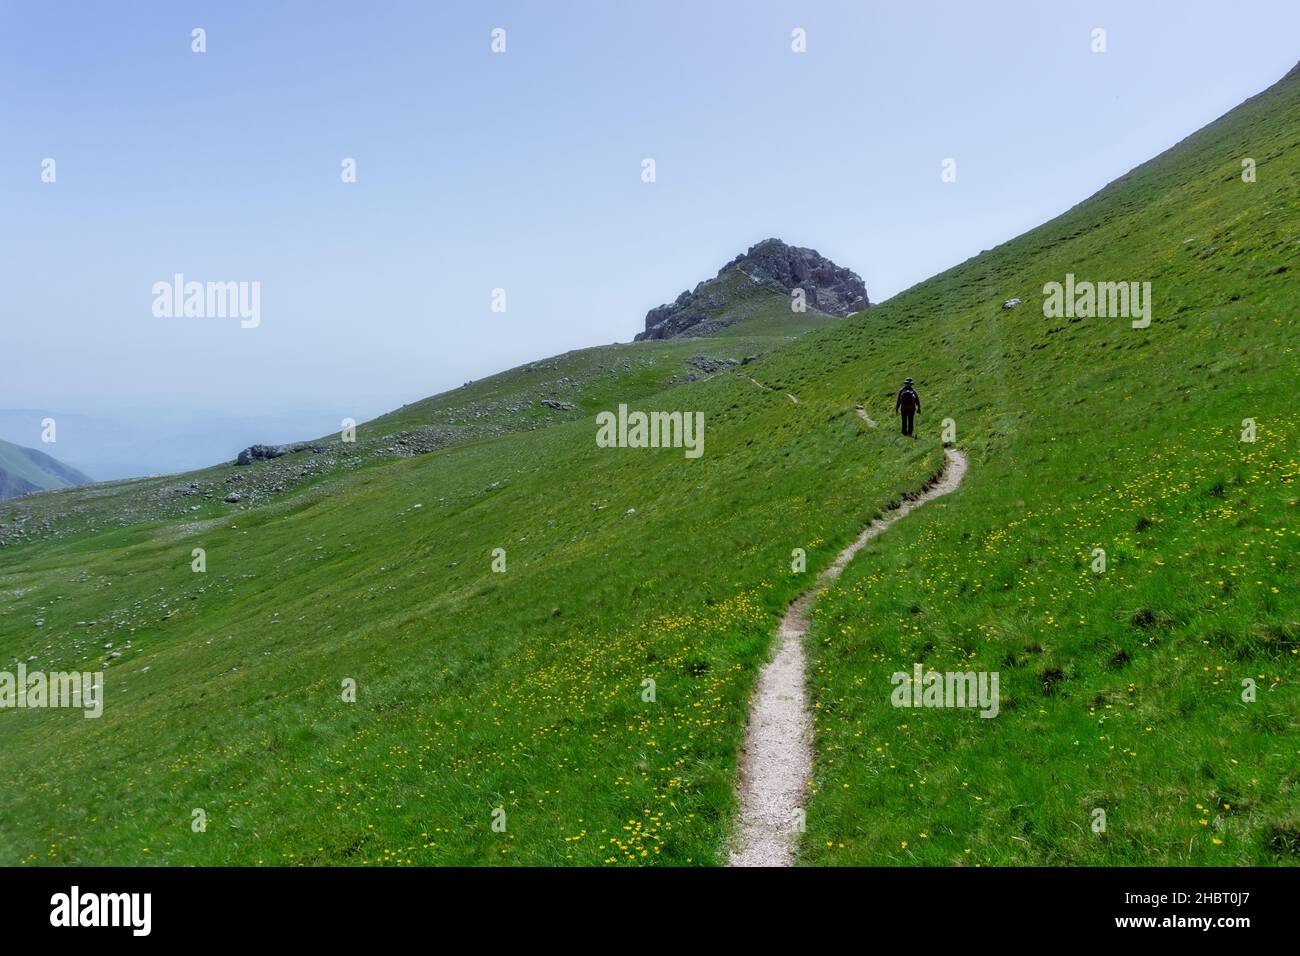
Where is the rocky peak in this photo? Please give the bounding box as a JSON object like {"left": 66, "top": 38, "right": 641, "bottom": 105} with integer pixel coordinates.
{"left": 634, "top": 238, "right": 869, "bottom": 341}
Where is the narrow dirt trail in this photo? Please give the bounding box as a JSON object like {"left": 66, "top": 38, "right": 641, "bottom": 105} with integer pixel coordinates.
{"left": 855, "top": 404, "right": 878, "bottom": 428}
{"left": 747, "top": 376, "right": 800, "bottom": 404}
{"left": 728, "top": 446, "right": 969, "bottom": 867}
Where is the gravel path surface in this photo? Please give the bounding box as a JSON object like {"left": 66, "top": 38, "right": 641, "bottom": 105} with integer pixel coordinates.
{"left": 728, "top": 446, "right": 968, "bottom": 866}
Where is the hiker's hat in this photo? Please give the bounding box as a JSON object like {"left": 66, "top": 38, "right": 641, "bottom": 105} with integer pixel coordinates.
{"left": 904, "top": 378, "right": 913, "bottom": 384}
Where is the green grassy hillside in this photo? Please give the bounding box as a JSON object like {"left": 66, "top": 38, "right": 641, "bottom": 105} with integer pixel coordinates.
{"left": 796, "top": 63, "right": 1300, "bottom": 865}
{"left": 0, "top": 65, "right": 1295, "bottom": 866}
{"left": 0, "top": 291, "right": 822, "bottom": 549}
{"left": 0, "top": 438, "right": 92, "bottom": 500}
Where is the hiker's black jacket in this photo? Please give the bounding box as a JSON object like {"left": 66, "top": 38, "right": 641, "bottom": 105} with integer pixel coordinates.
{"left": 895, "top": 387, "right": 921, "bottom": 413}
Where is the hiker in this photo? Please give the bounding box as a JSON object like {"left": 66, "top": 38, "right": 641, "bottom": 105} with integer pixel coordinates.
{"left": 895, "top": 378, "right": 920, "bottom": 437}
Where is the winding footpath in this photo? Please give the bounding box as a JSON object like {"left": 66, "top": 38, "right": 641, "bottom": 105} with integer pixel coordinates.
{"left": 749, "top": 376, "right": 800, "bottom": 405}
{"left": 728, "top": 416, "right": 968, "bottom": 867}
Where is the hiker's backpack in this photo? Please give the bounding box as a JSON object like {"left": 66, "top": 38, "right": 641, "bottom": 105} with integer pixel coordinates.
{"left": 899, "top": 386, "right": 918, "bottom": 410}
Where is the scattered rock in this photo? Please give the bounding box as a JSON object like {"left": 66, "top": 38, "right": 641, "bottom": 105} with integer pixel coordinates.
{"left": 686, "top": 355, "right": 740, "bottom": 375}
{"left": 235, "top": 443, "right": 310, "bottom": 466}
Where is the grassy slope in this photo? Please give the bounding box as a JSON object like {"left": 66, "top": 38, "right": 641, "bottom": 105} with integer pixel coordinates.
{"left": 362, "top": 283, "right": 833, "bottom": 438}
{"left": 1, "top": 287, "right": 894, "bottom": 866}
{"left": 0, "top": 371, "right": 925, "bottom": 866}
{"left": 799, "top": 65, "right": 1300, "bottom": 865}
{"left": 0, "top": 68, "right": 1295, "bottom": 866}
{"left": 0, "top": 290, "right": 819, "bottom": 547}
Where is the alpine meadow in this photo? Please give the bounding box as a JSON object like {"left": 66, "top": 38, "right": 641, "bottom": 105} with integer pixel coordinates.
{"left": 0, "top": 6, "right": 1296, "bottom": 905}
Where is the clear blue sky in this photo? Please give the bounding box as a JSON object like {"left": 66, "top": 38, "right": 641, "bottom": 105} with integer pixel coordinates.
{"left": 2, "top": 0, "right": 1296, "bottom": 423}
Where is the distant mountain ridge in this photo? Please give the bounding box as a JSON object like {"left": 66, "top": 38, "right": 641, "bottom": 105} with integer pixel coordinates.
{"left": 0, "top": 408, "right": 361, "bottom": 481}
{"left": 634, "top": 238, "right": 869, "bottom": 341}
{"left": 0, "top": 438, "right": 92, "bottom": 500}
